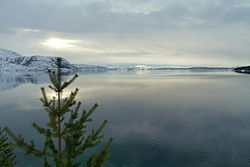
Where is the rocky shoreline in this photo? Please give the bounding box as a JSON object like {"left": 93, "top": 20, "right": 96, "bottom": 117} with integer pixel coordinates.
{"left": 234, "top": 66, "right": 250, "bottom": 74}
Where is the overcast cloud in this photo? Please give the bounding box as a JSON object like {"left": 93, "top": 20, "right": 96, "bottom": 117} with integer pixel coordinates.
{"left": 0, "top": 0, "right": 250, "bottom": 66}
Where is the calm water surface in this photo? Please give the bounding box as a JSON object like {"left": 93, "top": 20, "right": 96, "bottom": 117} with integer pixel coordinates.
{"left": 1, "top": 71, "right": 250, "bottom": 167}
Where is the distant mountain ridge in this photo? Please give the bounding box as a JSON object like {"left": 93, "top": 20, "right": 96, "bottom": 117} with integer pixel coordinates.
{"left": 110, "top": 65, "right": 233, "bottom": 71}
{"left": 0, "top": 48, "right": 235, "bottom": 73}
{"left": 0, "top": 48, "right": 108, "bottom": 73}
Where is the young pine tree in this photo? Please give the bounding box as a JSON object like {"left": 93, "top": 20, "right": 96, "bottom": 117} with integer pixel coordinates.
{"left": 5, "top": 57, "right": 113, "bottom": 167}
{"left": 0, "top": 126, "right": 16, "bottom": 167}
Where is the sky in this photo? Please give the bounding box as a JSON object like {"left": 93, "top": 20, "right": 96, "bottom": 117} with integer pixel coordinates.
{"left": 0, "top": 0, "right": 250, "bottom": 66}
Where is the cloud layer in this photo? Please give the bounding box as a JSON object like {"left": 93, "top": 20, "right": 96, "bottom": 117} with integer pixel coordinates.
{"left": 0, "top": 0, "right": 249, "bottom": 66}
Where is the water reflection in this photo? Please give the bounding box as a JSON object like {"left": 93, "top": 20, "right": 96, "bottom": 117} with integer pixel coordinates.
{"left": 0, "top": 72, "right": 50, "bottom": 90}
{"left": 0, "top": 71, "right": 250, "bottom": 167}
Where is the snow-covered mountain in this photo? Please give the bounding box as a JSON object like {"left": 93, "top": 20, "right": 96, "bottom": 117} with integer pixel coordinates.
{"left": 127, "top": 65, "right": 153, "bottom": 70}
{"left": 0, "top": 49, "right": 108, "bottom": 73}
{"left": 0, "top": 48, "right": 233, "bottom": 73}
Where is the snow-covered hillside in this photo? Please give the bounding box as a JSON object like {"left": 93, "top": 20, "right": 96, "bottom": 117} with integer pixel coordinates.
{"left": 0, "top": 48, "right": 233, "bottom": 73}
{"left": 0, "top": 49, "right": 108, "bottom": 73}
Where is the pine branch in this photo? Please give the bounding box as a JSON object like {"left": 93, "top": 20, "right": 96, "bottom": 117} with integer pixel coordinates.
{"left": 0, "top": 127, "right": 16, "bottom": 167}
{"left": 61, "top": 74, "right": 78, "bottom": 90}
{"left": 4, "top": 128, "right": 50, "bottom": 157}
{"left": 87, "top": 138, "right": 113, "bottom": 167}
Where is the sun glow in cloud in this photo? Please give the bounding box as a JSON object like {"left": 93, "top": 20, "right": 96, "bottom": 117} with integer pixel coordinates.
{"left": 22, "top": 28, "right": 41, "bottom": 32}
{"left": 42, "top": 38, "right": 79, "bottom": 49}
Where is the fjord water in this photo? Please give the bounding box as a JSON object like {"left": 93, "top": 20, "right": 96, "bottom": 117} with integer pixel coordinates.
{"left": 1, "top": 71, "right": 250, "bottom": 167}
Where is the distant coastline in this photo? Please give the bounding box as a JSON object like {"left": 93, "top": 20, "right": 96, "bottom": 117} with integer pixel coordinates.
{"left": 0, "top": 48, "right": 236, "bottom": 74}
{"left": 234, "top": 66, "right": 250, "bottom": 74}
